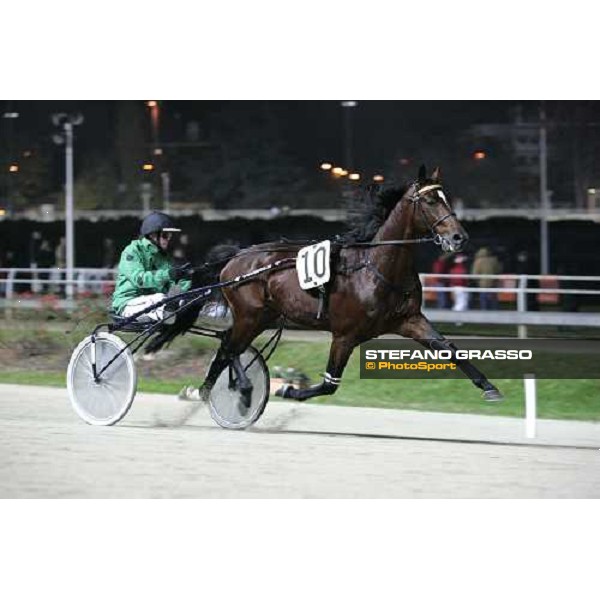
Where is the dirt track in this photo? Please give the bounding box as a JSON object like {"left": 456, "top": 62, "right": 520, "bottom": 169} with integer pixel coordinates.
{"left": 0, "top": 384, "right": 598, "bottom": 498}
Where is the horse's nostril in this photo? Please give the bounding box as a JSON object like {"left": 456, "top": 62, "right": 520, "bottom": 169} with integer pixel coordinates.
{"left": 452, "top": 233, "right": 464, "bottom": 242}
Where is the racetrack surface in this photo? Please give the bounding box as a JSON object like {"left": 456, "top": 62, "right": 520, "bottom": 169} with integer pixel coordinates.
{"left": 1, "top": 384, "right": 598, "bottom": 498}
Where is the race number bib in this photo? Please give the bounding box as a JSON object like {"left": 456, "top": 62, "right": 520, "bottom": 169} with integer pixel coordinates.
{"left": 296, "top": 240, "right": 331, "bottom": 290}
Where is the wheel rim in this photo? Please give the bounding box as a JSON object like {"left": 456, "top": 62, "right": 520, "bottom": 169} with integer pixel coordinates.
{"left": 67, "top": 333, "right": 137, "bottom": 425}
{"left": 209, "top": 347, "right": 269, "bottom": 429}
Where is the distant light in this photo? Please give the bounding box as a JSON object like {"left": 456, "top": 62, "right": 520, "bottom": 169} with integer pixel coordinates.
{"left": 473, "top": 151, "right": 487, "bottom": 160}
{"left": 153, "top": 148, "right": 163, "bottom": 156}
{"left": 142, "top": 163, "right": 155, "bottom": 171}
{"left": 0, "top": 208, "right": 6, "bottom": 216}
{"left": 332, "top": 167, "right": 345, "bottom": 175}
{"left": 23, "top": 150, "right": 32, "bottom": 158}
{"left": 399, "top": 158, "right": 410, "bottom": 166}
{"left": 341, "top": 101, "right": 358, "bottom": 108}
{"left": 146, "top": 101, "right": 158, "bottom": 107}
{"left": 2, "top": 112, "right": 19, "bottom": 119}
{"left": 339, "top": 169, "right": 348, "bottom": 177}
{"left": 320, "top": 162, "right": 333, "bottom": 171}
{"left": 348, "top": 173, "right": 360, "bottom": 181}
{"left": 373, "top": 174, "right": 385, "bottom": 182}
{"left": 587, "top": 188, "right": 597, "bottom": 194}
{"left": 8, "top": 164, "right": 19, "bottom": 173}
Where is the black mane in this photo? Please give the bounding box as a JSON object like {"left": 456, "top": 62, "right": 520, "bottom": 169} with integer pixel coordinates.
{"left": 341, "top": 184, "right": 409, "bottom": 243}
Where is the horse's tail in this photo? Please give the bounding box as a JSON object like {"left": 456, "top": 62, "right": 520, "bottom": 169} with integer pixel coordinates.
{"left": 193, "top": 242, "right": 241, "bottom": 311}
{"left": 144, "top": 243, "right": 241, "bottom": 354}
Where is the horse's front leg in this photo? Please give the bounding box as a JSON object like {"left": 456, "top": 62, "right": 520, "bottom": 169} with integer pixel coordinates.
{"left": 396, "top": 313, "right": 503, "bottom": 401}
{"left": 276, "top": 335, "right": 356, "bottom": 401}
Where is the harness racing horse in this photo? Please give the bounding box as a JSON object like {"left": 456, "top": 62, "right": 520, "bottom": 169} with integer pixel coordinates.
{"left": 160, "top": 165, "right": 503, "bottom": 405}
{"left": 205, "top": 165, "right": 502, "bottom": 403}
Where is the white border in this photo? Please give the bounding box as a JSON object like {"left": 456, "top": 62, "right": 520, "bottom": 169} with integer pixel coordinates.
{"left": 1, "top": 501, "right": 596, "bottom": 599}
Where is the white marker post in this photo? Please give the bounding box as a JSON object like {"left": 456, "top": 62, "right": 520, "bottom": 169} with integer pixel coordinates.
{"left": 524, "top": 374, "right": 537, "bottom": 439}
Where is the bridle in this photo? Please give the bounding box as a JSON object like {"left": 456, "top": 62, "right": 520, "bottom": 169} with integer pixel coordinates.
{"left": 406, "top": 182, "right": 458, "bottom": 251}
{"left": 408, "top": 182, "right": 456, "bottom": 249}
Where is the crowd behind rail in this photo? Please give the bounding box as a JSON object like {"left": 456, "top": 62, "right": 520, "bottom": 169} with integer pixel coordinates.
{"left": 2, "top": 270, "right": 598, "bottom": 310}
{"left": 2, "top": 245, "right": 600, "bottom": 316}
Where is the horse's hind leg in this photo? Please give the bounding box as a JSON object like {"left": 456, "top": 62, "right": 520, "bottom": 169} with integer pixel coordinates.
{"left": 276, "top": 335, "right": 356, "bottom": 401}
{"left": 200, "top": 310, "right": 267, "bottom": 403}
{"left": 199, "top": 332, "right": 233, "bottom": 401}
{"left": 396, "top": 314, "right": 503, "bottom": 401}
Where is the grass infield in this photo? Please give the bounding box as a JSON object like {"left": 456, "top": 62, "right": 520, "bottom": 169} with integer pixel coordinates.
{"left": 0, "top": 324, "right": 598, "bottom": 422}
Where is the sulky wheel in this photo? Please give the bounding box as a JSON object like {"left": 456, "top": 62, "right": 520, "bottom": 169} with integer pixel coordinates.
{"left": 208, "top": 345, "right": 270, "bottom": 430}
{"left": 67, "top": 332, "right": 137, "bottom": 426}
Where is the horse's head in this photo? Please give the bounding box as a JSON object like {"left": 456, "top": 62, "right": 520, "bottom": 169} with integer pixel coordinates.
{"left": 408, "top": 165, "right": 468, "bottom": 253}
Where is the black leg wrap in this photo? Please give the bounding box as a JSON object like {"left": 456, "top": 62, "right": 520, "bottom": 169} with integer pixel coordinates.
{"left": 230, "top": 356, "right": 253, "bottom": 408}
{"left": 275, "top": 379, "right": 339, "bottom": 401}
{"left": 231, "top": 356, "right": 252, "bottom": 393}
{"left": 424, "top": 337, "right": 493, "bottom": 392}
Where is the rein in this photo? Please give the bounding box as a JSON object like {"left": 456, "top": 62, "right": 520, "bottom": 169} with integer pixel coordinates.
{"left": 340, "top": 237, "right": 436, "bottom": 248}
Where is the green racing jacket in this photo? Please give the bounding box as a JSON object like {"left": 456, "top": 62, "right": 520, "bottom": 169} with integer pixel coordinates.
{"left": 111, "top": 237, "right": 191, "bottom": 314}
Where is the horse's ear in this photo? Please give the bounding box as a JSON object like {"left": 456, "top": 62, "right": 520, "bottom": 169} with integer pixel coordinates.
{"left": 418, "top": 164, "right": 427, "bottom": 183}
{"left": 431, "top": 166, "right": 441, "bottom": 182}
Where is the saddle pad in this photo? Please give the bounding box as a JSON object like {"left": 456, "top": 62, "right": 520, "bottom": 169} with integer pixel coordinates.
{"left": 296, "top": 240, "right": 331, "bottom": 290}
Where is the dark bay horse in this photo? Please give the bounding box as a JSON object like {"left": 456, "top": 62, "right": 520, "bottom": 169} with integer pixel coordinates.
{"left": 193, "top": 165, "right": 503, "bottom": 403}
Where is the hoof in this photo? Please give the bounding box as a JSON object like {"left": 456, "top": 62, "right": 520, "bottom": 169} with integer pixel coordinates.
{"left": 237, "top": 398, "right": 250, "bottom": 415}
{"left": 178, "top": 385, "right": 203, "bottom": 402}
{"left": 240, "top": 387, "right": 253, "bottom": 409}
{"left": 275, "top": 384, "right": 293, "bottom": 398}
{"left": 483, "top": 388, "right": 504, "bottom": 402}
{"left": 197, "top": 384, "right": 212, "bottom": 402}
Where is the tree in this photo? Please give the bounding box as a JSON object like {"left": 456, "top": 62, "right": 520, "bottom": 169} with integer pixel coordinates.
{"left": 177, "top": 102, "right": 309, "bottom": 208}
{"left": 73, "top": 155, "right": 120, "bottom": 209}
{"left": 10, "top": 144, "right": 54, "bottom": 208}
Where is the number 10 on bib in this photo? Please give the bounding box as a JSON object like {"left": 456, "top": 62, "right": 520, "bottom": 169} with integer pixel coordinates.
{"left": 296, "top": 240, "right": 331, "bottom": 290}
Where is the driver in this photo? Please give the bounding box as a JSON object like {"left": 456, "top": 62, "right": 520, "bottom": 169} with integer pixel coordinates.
{"left": 112, "top": 211, "right": 193, "bottom": 321}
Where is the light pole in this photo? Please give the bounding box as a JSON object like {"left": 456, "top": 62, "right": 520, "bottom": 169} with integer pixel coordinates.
{"left": 2, "top": 111, "right": 19, "bottom": 212}
{"left": 341, "top": 101, "right": 357, "bottom": 170}
{"left": 340, "top": 101, "right": 357, "bottom": 201}
{"left": 539, "top": 103, "right": 550, "bottom": 275}
{"left": 52, "top": 112, "right": 84, "bottom": 300}
{"left": 146, "top": 100, "right": 160, "bottom": 151}
{"left": 146, "top": 101, "right": 171, "bottom": 212}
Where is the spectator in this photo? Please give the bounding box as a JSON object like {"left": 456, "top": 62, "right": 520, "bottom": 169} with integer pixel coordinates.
{"left": 102, "top": 238, "right": 116, "bottom": 269}
{"left": 1, "top": 251, "right": 16, "bottom": 293}
{"left": 515, "top": 250, "right": 539, "bottom": 311}
{"left": 95, "top": 237, "right": 117, "bottom": 294}
{"left": 471, "top": 247, "right": 502, "bottom": 310}
{"left": 37, "top": 239, "right": 54, "bottom": 294}
{"left": 29, "top": 231, "right": 42, "bottom": 293}
{"left": 0, "top": 249, "right": 6, "bottom": 296}
{"left": 449, "top": 253, "right": 469, "bottom": 312}
{"left": 51, "top": 237, "right": 66, "bottom": 295}
{"left": 431, "top": 254, "right": 451, "bottom": 308}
